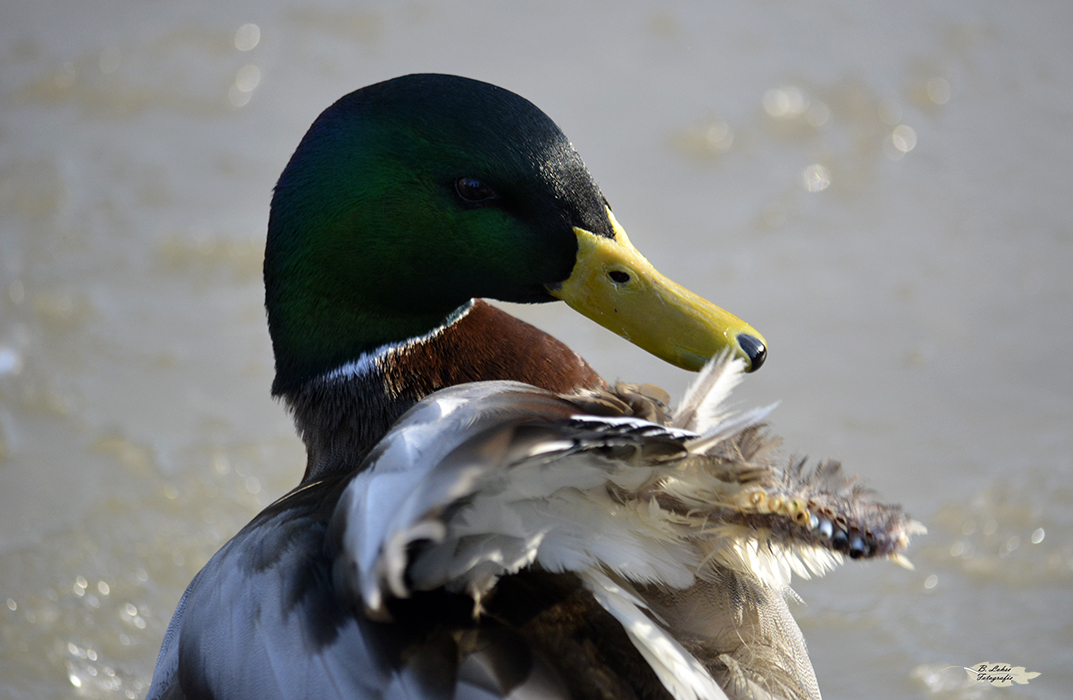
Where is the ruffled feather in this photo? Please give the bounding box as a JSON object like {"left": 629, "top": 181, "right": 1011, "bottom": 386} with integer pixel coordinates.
{"left": 329, "top": 355, "right": 922, "bottom": 700}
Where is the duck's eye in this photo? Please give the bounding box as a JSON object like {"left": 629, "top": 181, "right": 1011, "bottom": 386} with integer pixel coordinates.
{"left": 455, "top": 177, "right": 496, "bottom": 203}
{"left": 608, "top": 270, "right": 631, "bottom": 284}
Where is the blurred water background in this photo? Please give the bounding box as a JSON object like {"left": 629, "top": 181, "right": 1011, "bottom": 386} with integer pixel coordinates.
{"left": 1, "top": 1, "right": 1071, "bottom": 698}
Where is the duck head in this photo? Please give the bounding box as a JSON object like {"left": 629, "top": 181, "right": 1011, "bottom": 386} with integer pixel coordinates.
{"left": 265, "top": 73, "right": 765, "bottom": 395}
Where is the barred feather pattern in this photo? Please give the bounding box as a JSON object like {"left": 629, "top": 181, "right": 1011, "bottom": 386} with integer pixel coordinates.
{"left": 331, "top": 356, "right": 923, "bottom": 700}
{"left": 650, "top": 438, "right": 925, "bottom": 589}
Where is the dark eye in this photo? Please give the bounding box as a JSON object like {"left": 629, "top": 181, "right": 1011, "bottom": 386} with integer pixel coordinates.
{"left": 455, "top": 177, "right": 497, "bottom": 203}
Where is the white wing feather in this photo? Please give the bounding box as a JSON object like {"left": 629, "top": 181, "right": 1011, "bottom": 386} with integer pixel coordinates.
{"left": 330, "top": 356, "right": 913, "bottom": 700}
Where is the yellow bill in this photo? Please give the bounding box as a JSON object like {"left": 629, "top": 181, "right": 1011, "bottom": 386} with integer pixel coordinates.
{"left": 547, "top": 211, "right": 767, "bottom": 372}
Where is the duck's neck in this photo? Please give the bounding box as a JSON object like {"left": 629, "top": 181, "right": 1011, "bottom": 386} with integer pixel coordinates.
{"left": 279, "top": 300, "right": 607, "bottom": 483}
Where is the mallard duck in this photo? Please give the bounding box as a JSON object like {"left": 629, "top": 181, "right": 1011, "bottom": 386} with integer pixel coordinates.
{"left": 148, "top": 74, "right": 919, "bottom": 700}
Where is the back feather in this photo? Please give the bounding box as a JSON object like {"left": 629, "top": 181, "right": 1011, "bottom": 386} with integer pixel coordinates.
{"left": 329, "top": 355, "right": 923, "bottom": 700}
